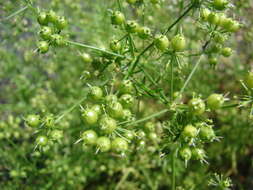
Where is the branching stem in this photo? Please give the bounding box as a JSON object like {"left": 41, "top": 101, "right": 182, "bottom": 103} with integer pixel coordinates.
{"left": 66, "top": 40, "right": 125, "bottom": 58}
{"left": 2, "top": 6, "right": 28, "bottom": 21}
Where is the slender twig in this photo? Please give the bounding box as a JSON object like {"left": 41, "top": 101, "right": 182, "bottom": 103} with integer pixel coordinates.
{"left": 115, "top": 168, "right": 134, "bottom": 190}
{"left": 127, "top": 34, "right": 136, "bottom": 57}
{"left": 66, "top": 40, "right": 125, "bottom": 58}
{"left": 170, "top": 56, "right": 174, "bottom": 101}
{"left": 138, "top": 65, "right": 158, "bottom": 87}
{"left": 221, "top": 103, "right": 240, "bottom": 109}
{"left": 123, "top": 109, "right": 169, "bottom": 127}
{"left": 117, "top": 0, "right": 122, "bottom": 11}
{"left": 55, "top": 96, "right": 87, "bottom": 123}
{"left": 6, "top": 138, "right": 30, "bottom": 164}
{"left": 125, "top": 42, "right": 154, "bottom": 79}
{"left": 137, "top": 65, "right": 169, "bottom": 103}
{"left": 125, "top": 3, "right": 195, "bottom": 79}
{"left": 180, "top": 54, "right": 204, "bottom": 94}
{"left": 172, "top": 149, "right": 176, "bottom": 190}
{"left": 164, "top": 3, "right": 195, "bottom": 35}
{"left": 117, "top": 34, "right": 128, "bottom": 43}
{"left": 2, "top": 5, "right": 28, "bottom": 21}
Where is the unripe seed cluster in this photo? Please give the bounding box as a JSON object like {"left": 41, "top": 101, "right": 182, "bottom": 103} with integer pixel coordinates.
{"left": 37, "top": 10, "right": 68, "bottom": 54}
{"left": 111, "top": 11, "right": 187, "bottom": 52}
{"left": 177, "top": 94, "right": 225, "bottom": 164}
{"left": 179, "top": 122, "right": 216, "bottom": 164}
{"left": 25, "top": 113, "right": 63, "bottom": 149}
{"left": 79, "top": 83, "right": 139, "bottom": 154}
{"left": 200, "top": 5, "right": 239, "bottom": 66}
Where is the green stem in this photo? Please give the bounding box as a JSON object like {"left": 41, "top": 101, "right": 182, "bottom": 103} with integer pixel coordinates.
{"left": 115, "top": 168, "right": 133, "bottom": 190}
{"left": 66, "top": 40, "right": 125, "bottom": 58}
{"left": 170, "top": 56, "right": 174, "bottom": 101}
{"left": 142, "top": 168, "right": 156, "bottom": 190}
{"left": 122, "top": 108, "right": 169, "bottom": 126}
{"left": 117, "top": 0, "right": 122, "bottom": 11}
{"left": 127, "top": 34, "right": 135, "bottom": 57}
{"left": 172, "top": 150, "right": 176, "bottom": 190}
{"left": 55, "top": 96, "right": 87, "bottom": 123}
{"left": 125, "top": 42, "right": 154, "bottom": 79}
{"left": 138, "top": 65, "right": 157, "bottom": 87}
{"left": 163, "top": 3, "right": 195, "bottom": 35}
{"left": 125, "top": 3, "right": 195, "bottom": 79}
{"left": 136, "top": 66, "right": 169, "bottom": 103}
{"left": 180, "top": 54, "right": 204, "bottom": 94}
{"left": 221, "top": 103, "right": 239, "bottom": 109}
{"left": 6, "top": 138, "right": 30, "bottom": 164}
{"left": 2, "top": 5, "right": 28, "bottom": 21}
{"left": 117, "top": 34, "right": 128, "bottom": 43}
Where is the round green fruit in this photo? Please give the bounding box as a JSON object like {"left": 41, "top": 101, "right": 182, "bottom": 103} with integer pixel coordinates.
{"left": 36, "top": 136, "right": 48, "bottom": 146}
{"left": 221, "top": 47, "right": 233, "bottom": 57}
{"left": 82, "top": 109, "right": 98, "bottom": 125}
{"left": 179, "top": 147, "right": 192, "bottom": 161}
{"left": 26, "top": 114, "right": 40, "bottom": 127}
{"left": 207, "top": 12, "right": 220, "bottom": 25}
{"left": 47, "top": 10, "right": 57, "bottom": 23}
{"left": 89, "top": 86, "right": 103, "bottom": 101}
{"left": 137, "top": 26, "right": 152, "bottom": 39}
{"left": 200, "top": 8, "right": 210, "bottom": 21}
{"left": 119, "top": 94, "right": 134, "bottom": 108}
{"left": 105, "top": 94, "right": 118, "bottom": 104}
{"left": 212, "top": 0, "right": 228, "bottom": 10}
{"left": 182, "top": 124, "right": 198, "bottom": 139}
{"left": 108, "top": 101, "right": 124, "bottom": 119}
{"left": 245, "top": 72, "right": 253, "bottom": 89}
{"left": 192, "top": 148, "right": 206, "bottom": 160}
{"left": 91, "top": 104, "right": 102, "bottom": 115}
{"left": 188, "top": 98, "right": 205, "bottom": 115}
{"left": 81, "top": 53, "right": 93, "bottom": 64}
{"left": 38, "top": 41, "right": 49, "bottom": 54}
{"left": 81, "top": 130, "right": 98, "bottom": 145}
{"left": 97, "top": 137, "right": 111, "bottom": 152}
{"left": 99, "top": 116, "right": 117, "bottom": 134}
{"left": 37, "top": 12, "right": 49, "bottom": 25}
{"left": 208, "top": 57, "right": 218, "bottom": 66}
{"left": 39, "top": 26, "right": 52, "bottom": 40}
{"left": 110, "top": 40, "right": 121, "bottom": 52}
{"left": 44, "top": 114, "right": 55, "bottom": 128}
{"left": 148, "top": 132, "right": 158, "bottom": 141}
{"left": 154, "top": 35, "right": 169, "bottom": 51}
{"left": 125, "top": 20, "right": 139, "bottom": 33}
{"left": 122, "top": 109, "right": 133, "bottom": 121}
{"left": 51, "top": 34, "right": 65, "bottom": 46}
{"left": 144, "top": 121, "right": 155, "bottom": 132}
{"left": 111, "top": 11, "right": 125, "bottom": 25}
{"left": 50, "top": 130, "right": 63, "bottom": 140}
{"left": 207, "top": 93, "right": 224, "bottom": 110}
{"left": 125, "top": 131, "right": 134, "bottom": 140}
{"left": 171, "top": 34, "right": 186, "bottom": 52}
{"left": 111, "top": 137, "right": 128, "bottom": 152}
{"left": 199, "top": 126, "right": 215, "bottom": 142}
{"left": 55, "top": 16, "right": 67, "bottom": 30}
{"left": 119, "top": 80, "right": 134, "bottom": 94}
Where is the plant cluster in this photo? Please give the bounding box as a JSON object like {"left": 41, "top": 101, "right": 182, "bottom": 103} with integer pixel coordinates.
{"left": 37, "top": 10, "right": 67, "bottom": 53}
{"left": 1, "top": 0, "right": 253, "bottom": 189}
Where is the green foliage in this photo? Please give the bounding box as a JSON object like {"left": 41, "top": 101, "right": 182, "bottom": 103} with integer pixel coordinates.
{"left": 0, "top": 0, "right": 253, "bottom": 189}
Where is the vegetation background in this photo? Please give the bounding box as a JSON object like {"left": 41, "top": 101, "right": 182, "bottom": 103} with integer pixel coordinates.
{"left": 0, "top": 0, "right": 253, "bottom": 189}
